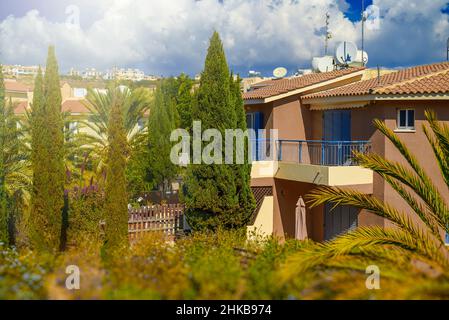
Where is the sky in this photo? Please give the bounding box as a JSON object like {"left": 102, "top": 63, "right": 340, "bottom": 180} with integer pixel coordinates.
{"left": 0, "top": 0, "right": 448, "bottom": 77}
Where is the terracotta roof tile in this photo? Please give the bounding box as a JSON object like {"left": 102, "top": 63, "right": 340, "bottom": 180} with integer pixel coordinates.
{"left": 62, "top": 99, "right": 90, "bottom": 113}
{"left": 302, "top": 61, "right": 449, "bottom": 100}
{"left": 4, "top": 80, "right": 30, "bottom": 92}
{"left": 14, "top": 101, "right": 29, "bottom": 114}
{"left": 242, "top": 67, "right": 365, "bottom": 100}
{"left": 376, "top": 69, "right": 449, "bottom": 95}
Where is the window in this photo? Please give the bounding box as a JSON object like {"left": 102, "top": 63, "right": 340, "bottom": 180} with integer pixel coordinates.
{"left": 397, "top": 109, "right": 415, "bottom": 130}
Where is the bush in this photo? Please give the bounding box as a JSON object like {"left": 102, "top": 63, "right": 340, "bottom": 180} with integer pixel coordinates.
{"left": 0, "top": 243, "right": 49, "bottom": 299}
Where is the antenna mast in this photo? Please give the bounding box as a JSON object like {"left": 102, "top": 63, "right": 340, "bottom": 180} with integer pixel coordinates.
{"left": 361, "top": 0, "right": 366, "bottom": 67}
{"left": 324, "top": 12, "right": 331, "bottom": 55}
{"left": 447, "top": 37, "right": 449, "bottom": 61}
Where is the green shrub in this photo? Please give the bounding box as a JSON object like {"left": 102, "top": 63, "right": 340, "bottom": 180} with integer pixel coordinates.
{"left": 0, "top": 243, "right": 49, "bottom": 299}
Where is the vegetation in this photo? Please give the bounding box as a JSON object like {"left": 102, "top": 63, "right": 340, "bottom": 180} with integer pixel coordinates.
{"left": 0, "top": 65, "right": 7, "bottom": 243}
{"left": 281, "top": 111, "right": 449, "bottom": 299}
{"left": 102, "top": 88, "right": 129, "bottom": 257}
{"left": 183, "top": 32, "right": 255, "bottom": 230}
{"left": 29, "top": 47, "right": 65, "bottom": 253}
{"left": 3, "top": 34, "right": 449, "bottom": 301}
{"left": 147, "top": 79, "right": 179, "bottom": 197}
{"left": 82, "top": 85, "right": 150, "bottom": 174}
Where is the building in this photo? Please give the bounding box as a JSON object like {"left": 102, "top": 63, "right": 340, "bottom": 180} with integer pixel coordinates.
{"left": 4, "top": 79, "right": 32, "bottom": 109}
{"left": 2, "top": 65, "right": 42, "bottom": 77}
{"left": 244, "top": 62, "right": 449, "bottom": 244}
{"left": 82, "top": 68, "right": 103, "bottom": 80}
{"left": 105, "top": 67, "right": 146, "bottom": 82}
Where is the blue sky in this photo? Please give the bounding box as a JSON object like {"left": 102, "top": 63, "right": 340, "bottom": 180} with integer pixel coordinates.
{"left": 0, "top": 0, "right": 448, "bottom": 77}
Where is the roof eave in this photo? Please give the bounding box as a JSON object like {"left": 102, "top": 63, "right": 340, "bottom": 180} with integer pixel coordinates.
{"left": 243, "top": 69, "right": 365, "bottom": 105}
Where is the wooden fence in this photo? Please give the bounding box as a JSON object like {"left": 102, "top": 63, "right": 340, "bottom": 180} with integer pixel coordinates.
{"left": 127, "top": 204, "right": 185, "bottom": 240}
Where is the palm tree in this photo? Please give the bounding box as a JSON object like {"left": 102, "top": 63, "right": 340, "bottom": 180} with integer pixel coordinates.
{"left": 3, "top": 100, "right": 32, "bottom": 244}
{"left": 79, "top": 85, "right": 151, "bottom": 174}
{"left": 282, "top": 110, "right": 449, "bottom": 299}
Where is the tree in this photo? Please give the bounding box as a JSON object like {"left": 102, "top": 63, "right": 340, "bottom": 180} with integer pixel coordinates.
{"left": 282, "top": 111, "right": 449, "bottom": 298}
{"left": 0, "top": 65, "right": 7, "bottom": 243}
{"left": 82, "top": 86, "right": 150, "bottom": 168}
{"left": 230, "top": 74, "right": 255, "bottom": 227}
{"left": 176, "top": 73, "right": 193, "bottom": 131}
{"left": 183, "top": 32, "right": 255, "bottom": 230}
{"left": 147, "top": 79, "right": 179, "bottom": 198}
{"left": 102, "top": 88, "right": 129, "bottom": 256}
{"left": 29, "top": 46, "right": 65, "bottom": 252}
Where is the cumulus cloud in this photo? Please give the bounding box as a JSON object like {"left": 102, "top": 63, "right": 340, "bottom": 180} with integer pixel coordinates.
{"left": 0, "top": 0, "right": 447, "bottom": 76}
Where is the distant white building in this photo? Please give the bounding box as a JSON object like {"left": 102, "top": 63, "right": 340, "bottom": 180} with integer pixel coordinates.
{"left": 68, "top": 67, "right": 81, "bottom": 77}
{"left": 82, "top": 68, "right": 102, "bottom": 80}
{"left": 105, "top": 67, "right": 145, "bottom": 82}
{"left": 2, "top": 65, "right": 42, "bottom": 77}
{"left": 248, "top": 70, "right": 262, "bottom": 77}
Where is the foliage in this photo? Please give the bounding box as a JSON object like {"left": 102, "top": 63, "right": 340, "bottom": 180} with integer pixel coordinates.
{"left": 29, "top": 47, "right": 65, "bottom": 253}
{"left": 147, "top": 79, "right": 179, "bottom": 197}
{"left": 3, "top": 228, "right": 449, "bottom": 300}
{"left": 0, "top": 65, "right": 7, "bottom": 243}
{"left": 81, "top": 85, "right": 151, "bottom": 175}
{"left": 281, "top": 110, "right": 449, "bottom": 298}
{"left": 175, "top": 73, "right": 193, "bottom": 131}
{"left": 0, "top": 243, "right": 48, "bottom": 299}
{"left": 183, "top": 31, "right": 255, "bottom": 230}
{"left": 66, "top": 159, "right": 105, "bottom": 247}
{"left": 102, "top": 90, "right": 129, "bottom": 257}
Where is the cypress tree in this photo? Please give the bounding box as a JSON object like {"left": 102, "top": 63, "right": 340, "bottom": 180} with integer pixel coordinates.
{"left": 30, "top": 46, "right": 65, "bottom": 252}
{"left": 148, "top": 80, "right": 179, "bottom": 198}
{"left": 176, "top": 73, "right": 193, "bottom": 131}
{"left": 230, "top": 74, "right": 256, "bottom": 226}
{"left": 0, "top": 65, "right": 7, "bottom": 244}
{"left": 183, "top": 31, "right": 254, "bottom": 230}
{"left": 103, "top": 90, "right": 129, "bottom": 255}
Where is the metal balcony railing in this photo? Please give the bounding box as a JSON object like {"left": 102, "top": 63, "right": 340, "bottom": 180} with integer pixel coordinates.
{"left": 251, "top": 139, "right": 371, "bottom": 166}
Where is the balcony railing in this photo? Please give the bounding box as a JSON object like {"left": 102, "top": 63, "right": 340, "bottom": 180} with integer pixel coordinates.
{"left": 251, "top": 139, "right": 371, "bottom": 166}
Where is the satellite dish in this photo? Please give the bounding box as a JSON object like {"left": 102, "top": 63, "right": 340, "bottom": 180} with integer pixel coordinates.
{"left": 273, "top": 67, "right": 288, "bottom": 78}
{"left": 335, "top": 41, "right": 358, "bottom": 65}
{"left": 356, "top": 50, "right": 369, "bottom": 65}
{"left": 312, "top": 56, "right": 334, "bottom": 73}
{"left": 348, "top": 50, "right": 369, "bottom": 67}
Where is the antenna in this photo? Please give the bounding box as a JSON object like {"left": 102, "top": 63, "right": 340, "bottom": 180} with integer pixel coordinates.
{"left": 324, "top": 13, "right": 332, "bottom": 55}
{"left": 361, "top": 0, "right": 365, "bottom": 66}
{"left": 447, "top": 37, "right": 449, "bottom": 61}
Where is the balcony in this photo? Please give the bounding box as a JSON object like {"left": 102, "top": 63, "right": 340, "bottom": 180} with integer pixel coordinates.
{"left": 251, "top": 139, "right": 373, "bottom": 187}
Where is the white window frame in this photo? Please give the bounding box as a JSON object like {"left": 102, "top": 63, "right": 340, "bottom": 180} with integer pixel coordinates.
{"left": 397, "top": 108, "right": 415, "bottom": 131}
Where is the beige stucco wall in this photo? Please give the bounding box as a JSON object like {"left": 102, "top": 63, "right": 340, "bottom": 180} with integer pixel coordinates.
{"left": 247, "top": 196, "right": 274, "bottom": 239}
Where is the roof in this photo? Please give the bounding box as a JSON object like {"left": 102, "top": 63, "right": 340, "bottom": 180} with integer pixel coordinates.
{"left": 302, "top": 61, "right": 449, "bottom": 100}
{"left": 62, "top": 99, "right": 90, "bottom": 113}
{"left": 242, "top": 67, "right": 365, "bottom": 101}
{"left": 4, "top": 80, "right": 30, "bottom": 92}
{"left": 14, "top": 101, "right": 29, "bottom": 114}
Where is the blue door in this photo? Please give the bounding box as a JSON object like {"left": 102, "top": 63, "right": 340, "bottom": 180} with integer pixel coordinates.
{"left": 246, "top": 112, "right": 264, "bottom": 160}
{"left": 324, "top": 204, "right": 358, "bottom": 240}
{"left": 322, "top": 110, "right": 351, "bottom": 165}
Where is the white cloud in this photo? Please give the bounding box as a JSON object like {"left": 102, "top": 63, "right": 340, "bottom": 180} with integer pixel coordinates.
{"left": 0, "top": 0, "right": 447, "bottom": 75}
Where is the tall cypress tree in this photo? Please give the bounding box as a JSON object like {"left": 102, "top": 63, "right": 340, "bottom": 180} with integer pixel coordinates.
{"left": 30, "top": 46, "right": 65, "bottom": 252}
{"left": 103, "top": 90, "right": 129, "bottom": 255}
{"left": 183, "top": 32, "right": 254, "bottom": 230}
{"left": 230, "top": 74, "right": 256, "bottom": 226}
{"left": 148, "top": 80, "right": 179, "bottom": 198}
{"left": 176, "top": 73, "right": 193, "bottom": 131}
{"left": 0, "top": 65, "right": 7, "bottom": 244}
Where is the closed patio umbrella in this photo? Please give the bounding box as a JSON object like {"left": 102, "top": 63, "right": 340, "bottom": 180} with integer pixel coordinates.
{"left": 295, "top": 196, "right": 308, "bottom": 240}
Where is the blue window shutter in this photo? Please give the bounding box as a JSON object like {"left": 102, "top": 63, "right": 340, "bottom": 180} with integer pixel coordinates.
{"left": 446, "top": 232, "right": 449, "bottom": 245}
{"left": 255, "top": 112, "right": 263, "bottom": 130}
